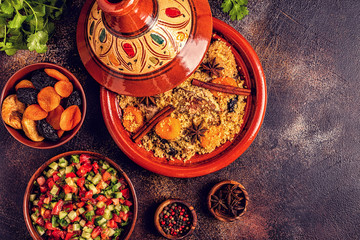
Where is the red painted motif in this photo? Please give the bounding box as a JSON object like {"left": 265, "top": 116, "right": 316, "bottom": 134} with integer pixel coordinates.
{"left": 165, "top": 7, "right": 182, "bottom": 18}
{"left": 123, "top": 43, "right": 135, "bottom": 58}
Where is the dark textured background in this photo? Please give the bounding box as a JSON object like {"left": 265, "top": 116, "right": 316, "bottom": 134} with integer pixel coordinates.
{"left": 1, "top": 0, "right": 360, "bottom": 239}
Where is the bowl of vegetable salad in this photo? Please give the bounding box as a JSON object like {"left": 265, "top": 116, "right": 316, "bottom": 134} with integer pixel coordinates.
{"left": 23, "top": 151, "right": 137, "bottom": 240}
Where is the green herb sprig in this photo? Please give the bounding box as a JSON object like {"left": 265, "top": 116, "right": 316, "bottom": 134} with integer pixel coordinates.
{"left": 0, "top": 0, "right": 66, "bottom": 55}
{"left": 221, "top": 0, "right": 249, "bottom": 21}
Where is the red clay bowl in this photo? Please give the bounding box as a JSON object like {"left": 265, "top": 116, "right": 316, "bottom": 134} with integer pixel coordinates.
{"left": 100, "top": 18, "right": 267, "bottom": 178}
{"left": 23, "top": 151, "right": 138, "bottom": 240}
{"left": 0, "top": 63, "right": 87, "bottom": 149}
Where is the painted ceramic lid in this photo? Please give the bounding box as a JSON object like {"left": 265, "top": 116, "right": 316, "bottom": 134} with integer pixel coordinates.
{"left": 77, "top": 0, "right": 213, "bottom": 96}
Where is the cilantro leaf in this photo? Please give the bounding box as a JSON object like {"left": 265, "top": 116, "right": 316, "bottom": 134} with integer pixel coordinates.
{"left": 27, "top": 30, "right": 48, "bottom": 53}
{"left": 221, "top": 0, "right": 249, "bottom": 21}
{"left": 1, "top": 0, "right": 14, "bottom": 15}
{"left": 8, "top": 11, "right": 27, "bottom": 29}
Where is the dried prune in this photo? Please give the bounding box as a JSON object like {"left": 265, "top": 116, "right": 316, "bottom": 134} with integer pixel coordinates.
{"left": 16, "top": 88, "right": 39, "bottom": 105}
{"left": 31, "top": 70, "right": 57, "bottom": 90}
{"left": 66, "top": 91, "right": 82, "bottom": 108}
{"left": 37, "top": 119, "right": 59, "bottom": 141}
{"left": 228, "top": 96, "right": 238, "bottom": 112}
{"left": 167, "top": 147, "right": 178, "bottom": 156}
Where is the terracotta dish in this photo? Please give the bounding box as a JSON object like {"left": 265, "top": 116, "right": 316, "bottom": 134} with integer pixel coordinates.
{"left": 154, "top": 199, "right": 197, "bottom": 239}
{"left": 23, "top": 151, "right": 138, "bottom": 240}
{"left": 0, "top": 63, "right": 86, "bottom": 149}
{"left": 100, "top": 18, "right": 267, "bottom": 178}
{"left": 77, "top": 0, "right": 212, "bottom": 96}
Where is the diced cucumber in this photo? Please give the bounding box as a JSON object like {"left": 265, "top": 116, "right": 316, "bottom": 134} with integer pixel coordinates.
{"left": 51, "top": 216, "right": 59, "bottom": 227}
{"left": 31, "top": 213, "right": 38, "bottom": 222}
{"left": 95, "top": 217, "right": 107, "bottom": 226}
{"left": 81, "top": 231, "right": 91, "bottom": 239}
{"left": 73, "top": 223, "right": 81, "bottom": 231}
{"left": 107, "top": 204, "right": 114, "bottom": 211}
{"left": 83, "top": 226, "right": 93, "bottom": 233}
{"left": 29, "top": 194, "right": 36, "bottom": 202}
{"left": 96, "top": 201, "right": 105, "bottom": 209}
{"left": 87, "top": 175, "right": 93, "bottom": 182}
{"left": 113, "top": 192, "right": 122, "bottom": 199}
{"left": 100, "top": 181, "right": 108, "bottom": 190}
{"left": 46, "top": 169, "right": 55, "bottom": 178}
{"left": 91, "top": 173, "right": 102, "bottom": 185}
{"left": 59, "top": 211, "right": 68, "bottom": 220}
{"left": 32, "top": 200, "right": 39, "bottom": 206}
{"left": 50, "top": 185, "right": 59, "bottom": 196}
{"left": 36, "top": 225, "right": 45, "bottom": 236}
{"left": 112, "top": 183, "right": 121, "bottom": 192}
{"left": 106, "top": 167, "right": 117, "bottom": 175}
{"left": 94, "top": 237, "right": 101, "bottom": 240}
{"left": 71, "top": 155, "right": 80, "bottom": 163}
{"left": 65, "top": 177, "right": 75, "bottom": 187}
{"left": 78, "top": 207, "right": 85, "bottom": 214}
{"left": 65, "top": 193, "right": 72, "bottom": 201}
{"left": 108, "top": 228, "right": 115, "bottom": 237}
{"left": 59, "top": 168, "right": 66, "bottom": 177}
{"left": 110, "top": 175, "right": 117, "bottom": 183}
{"left": 50, "top": 202, "right": 57, "bottom": 209}
{"left": 104, "top": 209, "right": 113, "bottom": 220}
{"left": 80, "top": 219, "right": 86, "bottom": 227}
{"left": 105, "top": 190, "right": 113, "bottom": 198}
{"left": 68, "top": 211, "right": 77, "bottom": 221}
{"left": 85, "top": 210, "right": 95, "bottom": 221}
{"left": 89, "top": 184, "right": 98, "bottom": 194}
{"left": 65, "top": 166, "right": 73, "bottom": 174}
{"left": 102, "top": 162, "right": 110, "bottom": 169}
{"left": 48, "top": 162, "right": 58, "bottom": 170}
{"left": 122, "top": 205, "right": 130, "bottom": 213}
{"left": 114, "top": 204, "right": 122, "bottom": 212}
{"left": 58, "top": 157, "right": 68, "bottom": 168}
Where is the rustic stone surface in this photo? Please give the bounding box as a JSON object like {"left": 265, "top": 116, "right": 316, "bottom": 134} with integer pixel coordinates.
{"left": 1, "top": 0, "right": 360, "bottom": 239}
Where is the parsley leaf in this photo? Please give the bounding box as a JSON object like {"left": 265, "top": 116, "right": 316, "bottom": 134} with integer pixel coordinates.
{"left": 27, "top": 30, "right": 48, "bottom": 53}
{"left": 221, "top": 0, "right": 249, "bottom": 21}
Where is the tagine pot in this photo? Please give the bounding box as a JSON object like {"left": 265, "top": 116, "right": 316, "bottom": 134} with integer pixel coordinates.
{"left": 77, "top": 0, "right": 213, "bottom": 96}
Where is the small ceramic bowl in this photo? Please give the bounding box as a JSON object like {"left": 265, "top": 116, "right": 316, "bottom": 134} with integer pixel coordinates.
{"left": 23, "top": 151, "right": 138, "bottom": 240}
{"left": 207, "top": 180, "right": 249, "bottom": 222}
{"left": 154, "top": 199, "right": 197, "bottom": 239}
{"left": 0, "top": 63, "right": 86, "bottom": 149}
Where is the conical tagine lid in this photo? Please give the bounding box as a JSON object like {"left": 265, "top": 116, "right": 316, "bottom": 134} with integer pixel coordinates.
{"left": 77, "top": 0, "right": 213, "bottom": 96}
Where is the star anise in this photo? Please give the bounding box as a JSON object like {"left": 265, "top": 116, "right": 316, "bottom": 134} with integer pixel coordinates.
{"left": 210, "top": 194, "right": 228, "bottom": 211}
{"left": 222, "top": 184, "right": 244, "bottom": 205}
{"left": 200, "top": 57, "right": 224, "bottom": 77}
{"left": 187, "top": 120, "right": 208, "bottom": 144}
{"left": 139, "top": 96, "right": 157, "bottom": 107}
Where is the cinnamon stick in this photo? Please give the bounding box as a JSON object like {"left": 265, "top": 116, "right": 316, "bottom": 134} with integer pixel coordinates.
{"left": 132, "top": 105, "right": 175, "bottom": 143}
{"left": 192, "top": 79, "right": 252, "bottom": 96}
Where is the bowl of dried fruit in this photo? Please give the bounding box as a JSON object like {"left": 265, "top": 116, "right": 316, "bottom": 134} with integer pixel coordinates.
{"left": 23, "top": 151, "right": 137, "bottom": 240}
{"left": 154, "top": 199, "right": 197, "bottom": 239}
{"left": 207, "top": 180, "right": 249, "bottom": 222}
{"left": 0, "top": 63, "right": 86, "bottom": 149}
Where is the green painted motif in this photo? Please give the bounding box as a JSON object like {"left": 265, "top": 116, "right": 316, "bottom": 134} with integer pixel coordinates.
{"left": 90, "top": 21, "right": 95, "bottom": 36}
{"left": 99, "top": 28, "right": 106, "bottom": 43}
{"left": 150, "top": 33, "right": 164, "bottom": 45}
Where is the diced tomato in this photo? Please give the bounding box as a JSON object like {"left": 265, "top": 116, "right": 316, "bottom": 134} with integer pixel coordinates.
{"left": 101, "top": 228, "right": 110, "bottom": 239}
{"left": 76, "top": 168, "right": 87, "bottom": 177}
{"left": 92, "top": 162, "right": 99, "bottom": 174}
{"left": 85, "top": 222, "right": 95, "bottom": 229}
{"left": 70, "top": 185, "right": 78, "bottom": 194}
{"left": 65, "top": 232, "right": 75, "bottom": 240}
{"left": 85, "top": 204, "right": 94, "bottom": 211}
{"left": 112, "top": 198, "right": 119, "bottom": 205}
{"left": 40, "top": 185, "right": 48, "bottom": 193}
{"left": 47, "top": 179, "right": 55, "bottom": 189}
{"left": 80, "top": 154, "right": 91, "bottom": 164}
{"left": 37, "top": 176, "right": 46, "bottom": 186}
{"left": 76, "top": 202, "right": 85, "bottom": 208}
{"left": 84, "top": 191, "right": 93, "bottom": 199}
{"left": 88, "top": 198, "right": 97, "bottom": 205}
{"left": 66, "top": 172, "right": 76, "bottom": 178}
{"left": 63, "top": 203, "right": 73, "bottom": 212}
{"left": 105, "top": 199, "right": 113, "bottom": 205}
{"left": 43, "top": 210, "right": 51, "bottom": 219}
{"left": 76, "top": 177, "right": 85, "bottom": 188}
{"left": 82, "top": 163, "right": 93, "bottom": 172}
{"left": 36, "top": 216, "right": 45, "bottom": 226}
{"left": 52, "top": 230, "right": 65, "bottom": 239}
{"left": 102, "top": 171, "right": 111, "bottom": 181}
{"left": 43, "top": 196, "right": 52, "bottom": 204}
{"left": 63, "top": 185, "right": 72, "bottom": 194}
{"left": 45, "top": 221, "right": 57, "bottom": 230}
{"left": 119, "top": 199, "right": 125, "bottom": 204}
{"left": 112, "top": 213, "right": 121, "bottom": 223}
{"left": 71, "top": 216, "right": 80, "bottom": 222}
{"left": 107, "top": 219, "right": 117, "bottom": 228}
{"left": 95, "top": 207, "right": 105, "bottom": 215}
{"left": 91, "top": 226, "right": 102, "bottom": 238}
{"left": 96, "top": 195, "right": 107, "bottom": 202}
{"left": 121, "top": 188, "right": 130, "bottom": 199}
{"left": 119, "top": 211, "right": 128, "bottom": 221}
{"left": 51, "top": 199, "right": 64, "bottom": 215}
{"left": 124, "top": 200, "right": 133, "bottom": 206}
{"left": 53, "top": 174, "right": 60, "bottom": 182}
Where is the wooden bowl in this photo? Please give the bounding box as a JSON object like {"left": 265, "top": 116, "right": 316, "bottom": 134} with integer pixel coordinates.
{"left": 154, "top": 199, "right": 197, "bottom": 239}
{"left": 207, "top": 180, "right": 249, "bottom": 222}
{"left": 0, "top": 63, "right": 87, "bottom": 149}
{"left": 23, "top": 151, "right": 138, "bottom": 240}
{"left": 100, "top": 17, "right": 267, "bottom": 177}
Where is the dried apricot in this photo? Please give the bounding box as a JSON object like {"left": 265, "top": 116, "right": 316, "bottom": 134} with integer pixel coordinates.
{"left": 23, "top": 104, "right": 48, "bottom": 120}
{"left": 57, "top": 130, "right": 65, "bottom": 138}
{"left": 1, "top": 94, "right": 26, "bottom": 129}
{"left": 155, "top": 117, "right": 181, "bottom": 140}
{"left": 200, "top": 125, "right": 224, "bottom": 150}
{"left": 44, "top": 68, "right": 69, "bottom": 81}
{"left": 122, "top": 106, "right": 144, "bottom": 133}
{"left": 15, "top": 80, "right": 35, "bottom": 90}
{"left": 211, "top": 77, "right": 238, "bottom": 98}
{"left": 59, "top": 105, "right": 82, "bottom": 131}
{"left": 54, "top": 80, "right": 73, "bottom": 98}
{"left": 22, "top": 117, "right": 45, "bottom": 142}
{"left": 46, "top": 105, "right": 64, "bottom": 130}
{"left": 37, "top": 86, "right": 61, "bottom": 112}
